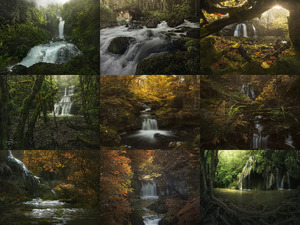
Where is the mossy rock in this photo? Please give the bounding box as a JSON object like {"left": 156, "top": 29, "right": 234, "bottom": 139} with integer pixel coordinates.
{"left": 107, "top": 37, "right": 134, "bottom": 54}
{"left": 166, "top": 13, "right": 184, "bottom": 27}
{"left": 145, "top": 19, "right": 159, "bottom": 28}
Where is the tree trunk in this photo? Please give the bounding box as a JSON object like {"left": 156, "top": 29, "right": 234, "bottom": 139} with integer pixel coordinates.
{"left": 288, "top": 5, "right": 300, "bottom": 53}
{"left": 14, "top": 75, "right": 45, "bottom": 149}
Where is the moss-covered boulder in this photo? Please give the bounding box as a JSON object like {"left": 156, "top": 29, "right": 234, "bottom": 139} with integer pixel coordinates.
{"left": 136, "top": 38, "right": 199, "bottom": 75}
{"left": 107, "top": 37, "right": 134, "bottom": 54}
{"left": 145, "top": 19, "right": 159, "bottom": 28}
{"left": 166, "top": 13, "right": 184, "bottom": 27}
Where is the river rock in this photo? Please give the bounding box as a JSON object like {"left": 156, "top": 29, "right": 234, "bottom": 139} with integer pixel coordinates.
{"left": 145, "top": 19, "right": 159, "bottom": 28}
{"left": 107, "top": 37, "right": 134, "bottom": 54}
{"left": 186, "top": 28, "right": 200, "bottom": 38}
{"left": 166, "top": 15, "right": 184, "bottom": 28}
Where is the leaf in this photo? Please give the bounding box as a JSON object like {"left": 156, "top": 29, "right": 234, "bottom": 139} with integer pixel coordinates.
{"left": 232, "top": 43, "right": 240, "bottom": 48}
{"left": 261, "top": 62, "right": 271, "bottom": 69}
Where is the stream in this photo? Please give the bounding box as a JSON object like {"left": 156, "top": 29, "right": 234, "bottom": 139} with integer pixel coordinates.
{"left": 100, "top": 20, "right": 199, "bottom": 75}
{"left": 3, "top": 198, "right": 99, "bottom": 225}
{"left": 141, "top": 181, "right": 164, "bottom": 225}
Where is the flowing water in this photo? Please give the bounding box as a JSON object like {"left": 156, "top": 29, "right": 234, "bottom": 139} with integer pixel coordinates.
{"left": 234, "top": 23, "right": 248, "bottom": 37}
{"left": 141, "top": 181, "right": 163, "bottom": 225}
{"left": 15, "top": 17, "right": 81, "bottom": 68}
{"left": 121, "top": 105, "right": 176, "bottom": 149}
{"left": 18, "top": 198, "right": 99, "bottom": 225}
{"left": 100, "top": 20, "right": 200, "bottom": 75}
{"left": 52, "top": 85, "right": 74, "bottom": 116}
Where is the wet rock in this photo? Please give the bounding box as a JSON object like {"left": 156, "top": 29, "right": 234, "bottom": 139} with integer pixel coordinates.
{"left": 107, "top": 37, "right": 134, "bottom": 54}
{"left": 145, "top": 19, "right": 159, "bottom": 28}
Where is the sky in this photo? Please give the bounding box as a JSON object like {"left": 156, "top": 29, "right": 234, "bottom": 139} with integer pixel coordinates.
{"left": 34, "top": 0, "right": 70, "bottom": 7}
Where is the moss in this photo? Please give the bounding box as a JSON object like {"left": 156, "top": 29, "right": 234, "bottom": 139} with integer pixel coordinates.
{"left": 100, "top": 125, "right": 121, "bottom": 146}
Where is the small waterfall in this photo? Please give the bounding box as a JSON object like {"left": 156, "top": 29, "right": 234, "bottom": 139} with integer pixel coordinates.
{"left": 8, "top": 150, "right": 30, "bottom": 176}
{"left": 58, "top": 17, "right": 65, "bottom": 39}
{"left": 238, "top": 156, "right": 254, "bottom": 190}
{"left": 276, "top": 168, "right": 280, "bottom": 190}
{"left": 53, "top": 85, "right": 74, "bottom": 116}
{"left": 279, "top": 176, "right": 285, "bottom": 190}
{"left": 234, "top": 23, "right": 248, "bottom": 37}
{"left": 141, "top": 107, "right": 158, "bottom": 130}
{"left": 242, "top": 84, "right": 255, "bottom": 100}
{"left": 141, "top": 181, "right": 158, "bottom": 200}
{"left": 252, "top": 115, "right": 269, "bottom": 150}
{"left": 285, "top": 133, "right": 295, "bottom": 149}
{"left": 252, "top": 24, "right": 257, "bottom": 37}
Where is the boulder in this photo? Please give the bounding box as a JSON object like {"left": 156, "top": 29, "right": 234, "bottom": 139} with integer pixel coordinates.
{"left": 11, "top": 65, "right": 28, "bottom": 75}
{"left": 107, "top": 37, "right": 134, "bottom": 54}
{"left": 166, "top": 14, "right": 184, "bottom": 27}
{"left": 145, "top": 19, "right": 159, "bottom": 28}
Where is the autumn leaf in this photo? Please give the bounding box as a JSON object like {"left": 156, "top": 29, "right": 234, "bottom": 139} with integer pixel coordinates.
{"left": 261, "top": 62, "right": 271, "bottom": 69}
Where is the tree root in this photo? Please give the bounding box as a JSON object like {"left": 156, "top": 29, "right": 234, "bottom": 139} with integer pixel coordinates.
{"left": 201, "top": 193, "right": 300, "bottom": 225}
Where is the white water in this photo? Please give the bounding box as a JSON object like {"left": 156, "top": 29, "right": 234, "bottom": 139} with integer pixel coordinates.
{"left": 100, "top": 20, "right": 200, "bottom": 75}
{"left": 141, "top": 181, "right": 162, "bottom": 225}
{"left": 252, "top": 24, "right": 257, "bottom": 37}
{"left": 52, "top": 85, "right": 74, "bottom": 116}
{"left": 242, "top": 84, "right": 255, "bottom": 100}
{"left": 16, "top": 17, "right": 81, "bottom": 68}
{"left": 58, "top": 16, "right": 65, "bottom": 39}
{"left": 141, "top": 181, "right": 159, "bottom": 200}
{"left": 234, "top": 23, "right": 248, "bottom": 37}
{"left": 7, "top": 150, "right": 30, "bottom": 176}
{"left": 239, "top": 156, "right": 254, "bottom": 190}
{"left": 252, "top": 115, "right": 269, "bottom": 150}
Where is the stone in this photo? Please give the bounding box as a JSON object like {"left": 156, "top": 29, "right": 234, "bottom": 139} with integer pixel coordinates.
{"left": 186, "top": 28, "right": 200, "bottom": 38}
{"left": 107, "top": 37, "right": 134, "bottom": 54}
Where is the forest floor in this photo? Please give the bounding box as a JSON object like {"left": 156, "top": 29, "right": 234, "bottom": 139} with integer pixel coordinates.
{"left": 200, "top": 36, "right": 300, "bottom": 75}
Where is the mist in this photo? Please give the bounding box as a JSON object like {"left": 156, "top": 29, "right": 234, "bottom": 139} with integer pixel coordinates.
{"left": 34, "top": 0, "right": 70, "bottom": 7}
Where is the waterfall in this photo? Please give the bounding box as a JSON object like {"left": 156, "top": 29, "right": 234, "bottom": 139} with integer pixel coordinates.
{"left": 252, "top": 115, "right": 269, "bottom": 150}
{"left": 234, "top": 23, "right": 248, "bottom": 37}
{"left": 100, "top": 20, "right": 200, "bottom": 75}
{"left": 141, "top": 181, "right": 159, "bottom": 200}
{"left": 8, "top": 150, "right": 30, "bottom": 176}
{"left": 279, "top": 176, "right": 285, "bottom": 190}
{"left": 276, "top": 168, "right": 280, "bottom": 190}
{"left": 242, "top": 84, "right": 255, "bottom": 100}
{"left": 252, "top": 24, "right": 257, "bottom": 37}
{"left": 52, "top": 85, "right": 74, "bottom": 116}
{"left": 238, "top": 156, "right": 254, "bottom": 190}
{"left": 15, "top": 18, "right": 81, "bottom": 68}
{"left": 285, "top": 133, "right": 295, "bottom": 149}
{"left": 142, "top": 118, "right": 158, "bottom": 130}
{"left": 58, "top": 17, "right": 65, "bottom": 39}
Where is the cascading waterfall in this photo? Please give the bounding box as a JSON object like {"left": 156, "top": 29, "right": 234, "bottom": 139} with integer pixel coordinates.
{"left": 8, "top": 150, "right": 30, "bottom": 176}
{"left": 100, "top": 20, "right": 200, "bottom": 75}
{"left": 53, "top": 85, "right": 74, "bottom": 116}
{"left": 58, "top": 16, "right": 65, "bottom": 39}
{"left": 238, "top": 156, "right": 254, "bottom": 190}
{"left": 16, "top": 17, "right": 81, "bottom": 68}
{"left": 242, "top": 84, "right": 255, "bottom": 100}
{"left": 252, "top": 115, "right": 269, "bottom": 150}
{"left": 141, "top": 181, "right": 159, "bottom": 200}
{"left": 252, "top": 24, "right": 257, "bottom": 37}
{"left": 234, "top": 23, "right": 248, "bottom": 37}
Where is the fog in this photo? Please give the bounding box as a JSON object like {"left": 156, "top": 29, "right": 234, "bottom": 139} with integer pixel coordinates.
{"left": 34, "top": 0, "right": 70, "bottom": 7}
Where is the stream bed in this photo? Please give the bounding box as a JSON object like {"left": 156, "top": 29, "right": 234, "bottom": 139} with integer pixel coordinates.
{"left": 3, "top": 198, "right": 99, "bottom": 225}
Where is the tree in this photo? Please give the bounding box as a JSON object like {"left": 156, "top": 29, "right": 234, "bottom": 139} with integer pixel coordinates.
{"left": 200, "top": 0, "right": 300, "bottom": 53}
